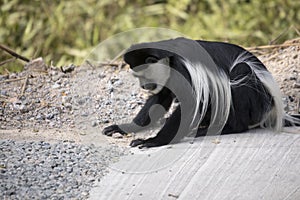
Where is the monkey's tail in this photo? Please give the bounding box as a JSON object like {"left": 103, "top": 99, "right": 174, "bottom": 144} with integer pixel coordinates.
{"left": 284, "top": 114, "right": 300, "bottom": 127}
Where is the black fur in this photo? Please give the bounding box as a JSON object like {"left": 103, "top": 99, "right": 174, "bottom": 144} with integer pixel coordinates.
{"left": 103, "top": 38, "right": 299, "bottom": 148}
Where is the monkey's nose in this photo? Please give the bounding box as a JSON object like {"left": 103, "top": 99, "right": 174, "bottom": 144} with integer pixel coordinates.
{"left": 141, "top": 83, "right": 157, "bottom": 90}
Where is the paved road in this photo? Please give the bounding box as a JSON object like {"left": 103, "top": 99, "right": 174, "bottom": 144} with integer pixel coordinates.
{"left": 89, "top": 128, "right": 300, "bottom": 200}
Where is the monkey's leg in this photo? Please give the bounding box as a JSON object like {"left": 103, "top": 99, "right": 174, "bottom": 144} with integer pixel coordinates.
{"left": 130, "top": 106, "right": 188, "bottom": 148}
{"left": 103, "top": 91, "right": 173, "bottom": 136}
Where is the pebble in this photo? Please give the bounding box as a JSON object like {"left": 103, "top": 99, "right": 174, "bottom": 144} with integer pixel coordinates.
{"left": 294, "top": 82, "right": 300, "bottom": 88}
{"left": 91, "top": 121, "right": 98, "bottom": 127}
{"left": 52, "top": 83, "right": 61, "bottom": 89}
{"left": 0, "top": 74, "right": 9, "bottom": 81}
{"left": 46, "top": 113, "right": 55, "bottom": 120}
{"left": 9, "top": 73, "right": 17, "bottom": 79}
{"left": 112, "top": 133, "right": 124, "bottom": 139}
{"left": 0, "top": 90, "right": 8, "bottom": 96}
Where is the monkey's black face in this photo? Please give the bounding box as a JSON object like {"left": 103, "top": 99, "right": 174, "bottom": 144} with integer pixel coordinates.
{"left": 130, "top": 57, "right": 170, "bottom": 94}
{"left": 124, "top": 48, "right": 175, "bottom": 94}
{"left": 124, "top": 48, "right": 173, "bottom": 67}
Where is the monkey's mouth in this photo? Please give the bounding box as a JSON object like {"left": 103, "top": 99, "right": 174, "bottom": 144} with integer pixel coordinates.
{"left": 141, "top": 83, "right": 164, "bottom": 95}
{"left": 141, "top": 83, "right": 157, "bottom": 91}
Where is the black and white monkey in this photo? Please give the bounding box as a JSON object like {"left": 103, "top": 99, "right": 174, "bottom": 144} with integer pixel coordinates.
{"left": 103, "top": 37, "right": 300, "bottom": 148}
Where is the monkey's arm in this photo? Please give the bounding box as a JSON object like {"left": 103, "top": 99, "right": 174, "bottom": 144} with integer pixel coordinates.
{"left": 130, "top": 105, "right": 189, "bottom": 148}
{"left": 103, "top": 90, "right": 173, "bottom": 136}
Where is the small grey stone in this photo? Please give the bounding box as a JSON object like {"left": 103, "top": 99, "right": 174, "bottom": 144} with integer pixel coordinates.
{"left": 9, "top": 73, "right": 17, "bottom": 79}
{"left": 76, "top": 98, "right": 86, "bottom": 105}
{"left": 0, "top": 74, "right": 9, "bottom": 81}
{"left": 81, "top": 191, "right": 89, "bottom": 196}
{"left": 36, "top": 114, "right": 45, "bottom": 120}
{"left": 91, "top": 121, "right": 98, "bottom": 127}
{"left": 81, "top": 112, "right": 89, "bottom": 117}
{"left": 98, "top": 73, "right": 106, "bottom": 79}
{"left": 0, "top": 90, "right": 8, "bottom": 96}
{"left": 66, "top": 167, "right": 73, "bottom": 173}
{"left": 62, "top": 96, "right": 71, "bottom": 104}
{"left": 114, "top": 80, "right": 124, "bottom": 86}
{"left": 294, "top": 82, "right": 300, "bottom": 88}
{"left": 46, "top": 113, "right": 54, "bottom": 120}
{"left": 25, "top": 87, "right": 34, "bottom": 93}
{"left": 52, "top": 83, "right": 61, "bottom": 89}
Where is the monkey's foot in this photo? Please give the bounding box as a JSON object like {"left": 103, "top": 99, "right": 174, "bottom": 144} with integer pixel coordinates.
{"left": 130, "top": 138, "right": 167, "bottom": 148}
{"left": 102, "top": 125, "right": 127, "bottom": 136}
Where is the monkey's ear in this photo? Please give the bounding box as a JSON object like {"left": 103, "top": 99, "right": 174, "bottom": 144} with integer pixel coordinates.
{"left": 168, "top": 56, "right": 177, "bottom": 66}
{"left": 145, "top": 56, "right": 158, "bottom": 64}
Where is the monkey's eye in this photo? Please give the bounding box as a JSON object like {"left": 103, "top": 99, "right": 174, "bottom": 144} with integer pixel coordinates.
{"left": 145, "top": 56, "right": 158, "bottom": 64}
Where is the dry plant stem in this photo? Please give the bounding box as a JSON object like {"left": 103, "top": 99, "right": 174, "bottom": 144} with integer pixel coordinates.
{"left": 0, "top": 94, "right": 8, "bottom": 99}
{"left": 20, "top": 75, "right": 29, "bottom": 96}
{"left": 98, "top": 62, "right": 121, "bottom": 67}
{"left": 0, "top": 58, "right": 16, "bottom": 67}
{"left": 0, "top": 77, "right": 26, "bottom": 84}
{"left": 246, "top": 41, "right": 300, "bottom": 51}
{"left": 269, "top": 26, "right": 292, "bottom": 45}
{"left": 292, "top": 26, "right": 300, "bottom": 36}
{"left": 262, "top": 54, "right": 280, "bottom": 63}
{"left": 84, "top": 60, "right": 96, "bottom": 69}
{"left": 0, "top": 44, "right": 30, "bottom": 63}
{"left": 4, "top": 68, "right": 10, "bottom": 74}
{"left": 110, "top": 49, "right": 126, "bottom": 64}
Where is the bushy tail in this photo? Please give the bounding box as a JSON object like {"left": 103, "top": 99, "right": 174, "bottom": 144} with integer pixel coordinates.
{"left": 284, "top": 114, "right": 300, "bottom": 127}
{"left": 231, "top": 51, "right": 284, "bottom": 131}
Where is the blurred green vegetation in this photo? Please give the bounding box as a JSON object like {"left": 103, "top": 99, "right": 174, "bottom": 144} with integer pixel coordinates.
{"left": 0, "top": 0, "right": 299, "bottom": 72}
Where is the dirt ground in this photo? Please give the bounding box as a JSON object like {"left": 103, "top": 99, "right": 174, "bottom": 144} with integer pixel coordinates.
{"left": 254, "top": 38, "right": 300, "bottom": 112}
{"left": 0, "top": 38, "right": 299, "bottom": 144}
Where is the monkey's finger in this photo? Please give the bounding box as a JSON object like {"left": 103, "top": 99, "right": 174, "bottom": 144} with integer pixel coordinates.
{"left": 139, "top": 142, "right": 161, "bottom": 148}
{"left": 130, "top": 139, "right": 145, "bottom": 147}
{"left": 102, "top": 125, "right": 127, "bottom": 136}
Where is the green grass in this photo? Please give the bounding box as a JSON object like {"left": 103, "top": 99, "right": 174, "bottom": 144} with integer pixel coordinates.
{"left": 0, "top": 0, "right": 299, "bottom": 73}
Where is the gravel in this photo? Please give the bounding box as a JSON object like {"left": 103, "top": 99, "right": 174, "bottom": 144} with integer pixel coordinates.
{"left": 0, "top": 139, "right": 124, "bottom": 199}
{"left": 259, "top": 43, "right": 300, "bottom": 114}
{"left": 0, "top": 61, "right": 145, "bottom": 131}
{"left": 0, "top": 61, "right": 144, "bottom": 199}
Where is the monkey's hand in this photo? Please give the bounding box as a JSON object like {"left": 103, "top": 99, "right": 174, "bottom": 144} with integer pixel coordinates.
{"left": 130, "top": 138, "right": 168, "bottom": 148}
{"left": 102, "top": 125, "right": 128, "bottom": 136}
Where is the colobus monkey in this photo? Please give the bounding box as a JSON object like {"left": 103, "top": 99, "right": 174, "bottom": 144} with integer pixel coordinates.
{"left": 103, "top": 37, "right": 300, "bottom": 148}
